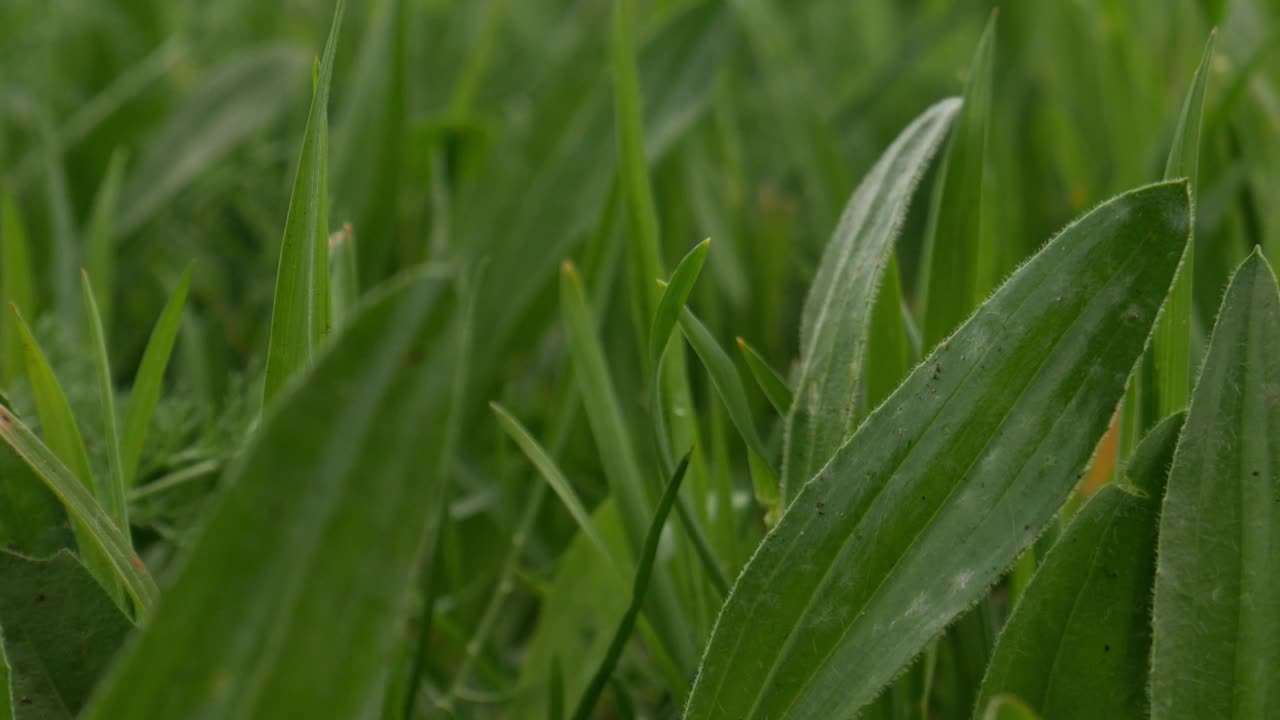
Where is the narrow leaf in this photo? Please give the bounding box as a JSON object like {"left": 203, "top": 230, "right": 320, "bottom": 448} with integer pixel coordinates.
{"left": 83, "top": 150, "right": 127, "bottom": 339}
{"left": 262, "top": 0, "right": 345, "bottom": 405}
{"left": 80, "top": 273, "right": 129, "bottom": 543}
{"left": 977, "top": 412, "right": 1185, "bottom": 718}
{"left": 980, "top": 695, "right": 1042, "bottom": 720}
{"left": 121, "top": 265, "right": 192, "bottom": 488}
{"left": 782, "top": 98, "right": 960, "bottom": 503}
{"left": 571, "top": 455, "right": 691, "bottom": 720}
{"left": 1152, "top": 30, "right": 1215, "bottom": 418}
{"left": 735, "top": 336, "right": 791, "bottom": 416}
{"left": 81, "top": 271, "right": 456, "bottom": 719}
{"left": 1, "top": 191, "right": 35, "bottom": 388}
{"left": 918, "top": 12, "right": 997, "bottom": 347}
{"left": 684, "top": 180, "right": 1191, "bottom": 719}
{"left": 0, "top": 550, "right": 132, "bottom": 719}
{"left": 864, "top": 252, "right": 913, "bottom": 413}
{"left": 1149, "top": 251, "right": 1280, "bottom": 719}
{"left": 649, "top": 239, "right": 710, "bottom": 373}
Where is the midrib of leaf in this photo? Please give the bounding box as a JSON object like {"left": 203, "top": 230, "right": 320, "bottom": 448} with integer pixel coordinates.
{"left": 752, "top": 239, "right": 1147, "bottom": 717}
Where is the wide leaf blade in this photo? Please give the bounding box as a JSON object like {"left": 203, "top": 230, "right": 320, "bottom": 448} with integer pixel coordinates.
{"left": 685, "top": 180, "right": 1191, "bottom": 719}
{"left": 1149, "top": 251, "right": 1280, "bottom": 719}
{"left": 82, "top": 271, "right": 457, "bottom": 719}
{"left": 782, "top": 97, "right": 959, "bottom": 502}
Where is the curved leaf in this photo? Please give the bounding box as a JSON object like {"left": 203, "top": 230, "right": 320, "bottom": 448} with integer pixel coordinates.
{"left": 685, "top": 180, "right": 1191, "bottom": 719}
{"left": 81, "top": 270, "right": 457, "bottom": 719}
{"left": 977, "top": 412, "right": 1185, "bottom": 719}
{"left": 782, "top": 97, "right": 960, "bottom": 503}
{"left": 1149, "top": 251, "right": 1280, "bottom": 719}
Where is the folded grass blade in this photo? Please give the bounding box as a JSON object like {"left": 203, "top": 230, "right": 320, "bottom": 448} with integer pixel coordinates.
{"left": 262, "top": 1, "right": 345, "bottom": 406}
{"left": 1149, "top": 251, "right": 1280, "bottom": 719}
{"left": 782, "top": 98, "right": 959, "bottom": 504}
{"left": 685, "top": 180, "right": 1191, "bottom": 719}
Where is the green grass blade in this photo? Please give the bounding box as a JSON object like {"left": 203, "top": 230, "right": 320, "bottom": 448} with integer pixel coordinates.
{"left": 80, "top": 272, "right": 129, "bottom": 543}
{"left": 0, "top": 408, "right": 158, "bottom": 614}
{"left": 262, "top": 0, "right": 345, "bottom": 406}
{"left": 678, "top": 305, "right": 777, "bottom": 511}
{"left": 864, "top": 251, "right": 913, "bottom": 413}
{"left": 81, "top": 271, "right": 457, "bottom": 720}
{"left": 559, "top": 260, "right": 695, "bottom": 675}
{"left": 0, "top": 549, "right": 132, "bottom": 718}
{"left": 977, "top": 412, "right": 1185, "bottom": 718}
{"left": 980, "top": 695, "right": 1042, "bottom": 720}
{"left": 1149, "top": 251, "right": 1280, "bottom": 719}
{"left": 782, "top": 98, "right": 959, "bottom": 504}
{"left": 121, "top": 265, "right": 192, "bottom": 488}
{"left": 491, "top": 402, "right": 617, "bottom": 567}
{"left": 649, "top": 239, "right": 710, "bottom": 373}
{"left": 684, "top": 181, "right": 1191, "bottom": 719}
{"left": 1152, "top": 30, "right": 1215, "bottom": 418}
{"left": 735, "top": 336, "right": 791, "bottom": 416}
{"left": 83, "top": 150, "right": 127, "bottom": 339}
{"left": 571, "top": 454, "right": 691, "bottom": 720}
{"left": 0, "top": 190, "right": 34, "bottom": 388}
{"left": 328, "top": 224, "right": 358, "bottom": 329}
{"left": 918, "top": 11, "right": 996, "bottom": 348}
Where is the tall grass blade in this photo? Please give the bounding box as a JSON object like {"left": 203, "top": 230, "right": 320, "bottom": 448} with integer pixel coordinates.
{"left": 1149, "top": 251, "right": 1280, "bottom": 719}
{"left": 978, "top": 412, "right": 1184, "bottom": 717}
{"left": 80, "top": 272, "right": 129, "bottom": 543}
{"left": 81, "top": 271, "right": 457, "bottom": 719}
{"left": 84, "top": 150, "right": 127, "bottom": 338}
{"left": 685, "top": 181, "right": 1191, "bottom": 719}
{"left": 262, "top": 1, "right": 345, "bottom": 406}
{"left": 121, "top": 266, "right": 192, "bottom": 488}
{"left": 781, "top": 98, "right": 959, "bottom": 503}
{"left": 735, "top": 336, "right": 791, "bottom": 416}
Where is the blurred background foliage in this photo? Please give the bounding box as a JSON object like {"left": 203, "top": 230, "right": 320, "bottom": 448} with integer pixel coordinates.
{"left": 1, "top": 0, "right": 1277, "bottom": 716}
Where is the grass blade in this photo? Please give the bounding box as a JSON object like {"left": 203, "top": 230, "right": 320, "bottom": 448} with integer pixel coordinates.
{"left": 83, "top": 150, "right": 127, "bottom": 339}
{"left": 918, "top": 11, "right": 997, "bottom": 347}
{"left": 735, "top": 336, "right": 791, "bottom": 416}
{"left": 1149, "top": 251, "right": 1280, "bottom": 719}
{"left": 980, "top": 695, "right": 1042, "bottom": 720}
{"left": 81, "top": 271, "right": 457, "bottom": 719}
{"left": 121, "top": 265, "right": 192, "bottom": 488}
{"left": 571, "top": 454, "right": 691, "bottom": 720}
{"left": 0, "top": 190, "right": 34, "bottom": 388}
{"left": 491, "top": 402, "right": 616, "bottom": 566}
{"left": 0, "top": 408, "right": 158, "bottom": 614}
{"left": 864, "top": 251, "right": 913, "bottom": 413}
{"left": 649, "top": 239, "right": 710, "bottom": 373}
{"left": 1152, "top": 30, "right": 1215, "bottom": 418}
{"left": 80, "top": 272, "right": 129, "bottom": 543}
{"left": 977, "top": 412, "right": 1185, "bottom": 717}
{"left": 684, "top": 180, "right": 1191, "bottom": 719}
{"left": 782, "top": 98, "right": 959, "bottom": 504}
{"left": 262, "top": 0, "right": 345, "bottom": 406}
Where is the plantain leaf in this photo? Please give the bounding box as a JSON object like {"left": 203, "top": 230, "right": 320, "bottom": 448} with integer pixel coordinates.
{"left": 262, "top": 0, "right": 345, "bottom": 406}
{"left": 1152, "top": 30, "right": 1215, "bottom": 419}
{"left": 684, "top": 180, "right": 1191, "bottom": 719}
{"left": 1149, "top": 251, "right": 1280, "bottom": 719}
{"left": 0, "top": 550, "right": 132, "bottom": 720}
{"left": 781, "top": 98, "right": 959, "bottom": 504}
{"left": 918, "top": 12, "right": 997, "bottom": 348}
{"left": 121, "top": 265, "right": 192, "bottom": 488}
{"left": 81, "top": 270, "right": 457, "bottom": 719}
{"left": 977, "top": 412, "right": 1185, "bottom": 719}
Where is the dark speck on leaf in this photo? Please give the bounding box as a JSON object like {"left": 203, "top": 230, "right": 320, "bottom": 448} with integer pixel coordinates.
{"left": 34, "top": 593, "right": 46, "bottom": 605}
{"left": 1104, "top": 644, "right": 1111, "bottom": 653}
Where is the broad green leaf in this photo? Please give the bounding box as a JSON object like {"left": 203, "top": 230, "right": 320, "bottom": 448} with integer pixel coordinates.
{"left": 782, "top": 97, "right": 959, "bottom": 503}
{"left": 116, "top": 46, "right": 309, "bottom": 236}
{"left": 83, "top": 150, "right": 126, "bottom": 339}
{"left": 571, "top": 454, "right": 691, "bottom": 720}
{"left": 918, "top": 12, "right": 996, "bottom": 348}
{"left": 121, "top": 265, "right": 192, "bottom": 488}
{"left": 0, "top": 550, "right": 131, "bottom": 719}
{"left": 980, "top": 695, "right": 1042, "bottom": 720}
{"left": 0, "top": 409, "right": 157, "bottom": 615}
{"left": 81, "top": 271, "right": 457, "bottom": 720}
{"left": 678, "top": 306, "right": 777, "bottom": 511}
{"left": 977, "top": 412, "right": 1185, "bottom": 719}
{"left": 684, "top": 180, "right": 1191, "bottom": 719}
{"left": 10, "top": 309, "right": 121, "bottom": 603}
{"left": 559, "top": 261, "right": 695, "bottom": 675}
{"left": 262, "top": 1, "right": 345, "bottom": 406}
{"left": 1149, "top": 251, "right": 1280, "bottom": 719}
{"left": 79, "top": 273, "right": 129, "bottom": 543}
{"left": 735, "top": 336, "right": 791, "bottom": 416}
{"left": 1, "top": 191, "right": 35, "bottom": 388}
{"left": 1152, "top": 31, "right": 1215, "bottom": 418}
{"left": 491, "top": 402, "right": 616, "bottom": 566}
